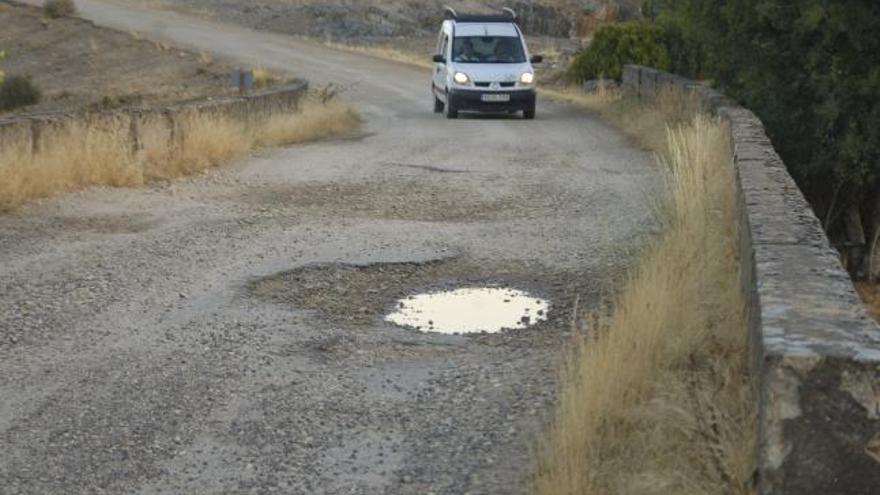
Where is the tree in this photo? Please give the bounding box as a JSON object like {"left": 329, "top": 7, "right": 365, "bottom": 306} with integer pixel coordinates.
{"left": 648, "top": 0, "right": 880, "bottom": 277}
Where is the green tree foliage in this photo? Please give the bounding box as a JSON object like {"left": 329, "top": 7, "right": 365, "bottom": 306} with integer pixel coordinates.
{"left": 567, "top": 22, "right": 671, "bottom": 82}
{"left": 642, "top": 0, "right": 880, "bottom": 273}
{"left": 0, "top": 75, "right": 41, "bottom": 111}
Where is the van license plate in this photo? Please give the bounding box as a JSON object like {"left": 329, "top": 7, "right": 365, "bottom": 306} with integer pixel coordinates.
{"left": 481, "top": 94, "right": 510, "bottom": 103}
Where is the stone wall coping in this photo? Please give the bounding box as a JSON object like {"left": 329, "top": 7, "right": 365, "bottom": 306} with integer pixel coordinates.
{"left": 0, "top": 80, "right": 308, "bottom": 125}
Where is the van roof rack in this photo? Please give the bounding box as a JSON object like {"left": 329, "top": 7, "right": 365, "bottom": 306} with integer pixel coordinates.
{"left": 443, "top": 6, "right": 517, "bottom": 22}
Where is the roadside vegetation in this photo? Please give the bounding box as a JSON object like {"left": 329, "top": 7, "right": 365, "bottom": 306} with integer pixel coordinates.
{"left": 323, "top": 41, "right": 433, "bottom": 69}
{"left": 252, "top": 65, "right": 278, "bottom": 89}
{"left": 532, "top": 86, "right": 755, "bottom": 495}
{"left": 0, "top": 90, "right": 360, "bottom": 211}
{"left": 43, "top": 0, "right": 76, "bottom": 18}
{"left": 856, "top": 283, "right": 880, "bottom": 323}
{"left": 0, "top": 75, "right": 41, "bottom": 111}
{"left": 566, "top": 21, "right": 669, "bottom": 82}
{"left": 569, "top": 0, "right": 880, "bottom": 279}
{"left": 0, "top": 48, "right": 42, "bottom": 112}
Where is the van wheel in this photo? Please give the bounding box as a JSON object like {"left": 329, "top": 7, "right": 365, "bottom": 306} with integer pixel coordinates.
{"left": 445, "top": 93, "right": 459, "bottom": 119}
{"left": 523, "top": 105, "right": 536, "bottom": 120}
{"left": 433, "top": 95, "right": 444, "bottom": 113}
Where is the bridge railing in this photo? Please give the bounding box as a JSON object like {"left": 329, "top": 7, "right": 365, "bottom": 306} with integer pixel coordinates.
{"left": 623, "top": 65, "right": 880, "bottom": 494}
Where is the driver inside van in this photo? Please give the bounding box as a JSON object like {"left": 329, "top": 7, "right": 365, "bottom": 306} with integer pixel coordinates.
{"left": 494, "top": 40, "right": 514, "bottom": 63}
{"left": 459, "top": 38, "right": 478, "bottom": 62}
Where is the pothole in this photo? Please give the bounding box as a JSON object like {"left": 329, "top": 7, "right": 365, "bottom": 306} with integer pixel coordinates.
{"left": 248, "top": 258, "right": 581, "bottom": 331}
{"left": 385, "top": 287, "right": 549, "bottom": 334}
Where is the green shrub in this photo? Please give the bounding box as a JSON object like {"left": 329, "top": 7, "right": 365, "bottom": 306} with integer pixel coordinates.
{"left": 43, "top": 0, "right": 77, "bottom": 18}
{"left": 566, "top": 22, "right": 671, "bottom": 83}
{"left": 0, "top": 75, "right": 41, "bottom": 111}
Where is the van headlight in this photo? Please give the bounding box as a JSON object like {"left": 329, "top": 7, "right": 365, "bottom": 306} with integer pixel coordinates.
{"left": 453, "top": 72, "right": 470, "bottom": 85}
{"left": 520, "top": 72, "right": 535, "bottom": 85}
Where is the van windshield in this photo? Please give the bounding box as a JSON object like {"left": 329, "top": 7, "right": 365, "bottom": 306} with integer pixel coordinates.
{"left": 452, "top": 36, "right": 526, "bottom": 64}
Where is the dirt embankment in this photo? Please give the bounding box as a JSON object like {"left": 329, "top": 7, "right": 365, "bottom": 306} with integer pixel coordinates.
{"left": 129, "top": 0, "right": 588, "bottom": 41}
{"left": 118, "top": 0, "right": 607, "bottom": 83}
{"left": 0, "top": 1, "right": 237, "bottom": 115}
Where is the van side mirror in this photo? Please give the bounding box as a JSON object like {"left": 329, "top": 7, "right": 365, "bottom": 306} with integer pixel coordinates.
{"left": 530, "top": 55, "right": 544, "bottom": 64}
{"left": 433, "top": 54, "right": 446, "bottom": 64}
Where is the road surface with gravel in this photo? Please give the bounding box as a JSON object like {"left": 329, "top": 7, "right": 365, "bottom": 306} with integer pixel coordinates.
{"left": 1, "top": 1, "right": 659, "bottom": 493}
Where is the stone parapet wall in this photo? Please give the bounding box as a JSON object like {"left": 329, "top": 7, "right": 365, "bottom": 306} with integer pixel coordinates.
{"left": 0, "top": 81, "right": 308, "bottom": 162}
{"left": 623, "top": 65, "right": 880, "bottom": 494}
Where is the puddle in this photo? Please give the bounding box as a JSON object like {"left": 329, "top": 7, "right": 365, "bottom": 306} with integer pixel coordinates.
{"left": 385, "top": 287, "right": 550, "bottom": 334}
{"left": 249, "top": 259, "right": 581, "bottom": 330}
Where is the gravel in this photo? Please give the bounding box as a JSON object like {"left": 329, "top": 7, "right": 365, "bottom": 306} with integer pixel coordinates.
{"left": 1, "top": 2, "right": 660, "bottom": 493}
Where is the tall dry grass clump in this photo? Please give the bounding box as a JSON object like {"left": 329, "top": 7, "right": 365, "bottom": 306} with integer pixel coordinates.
{"left": 0, "top": 122, "right": 141, "bottom": 211}
{"left": 543, "top": 84, "right": 705, "bottom": 154}
{"left": 532, "top": 95, "right": 755, "bottom": 494}
{"left": 141, "top": 113, "right": 250, "bottom": 180}
{"left": 0, "top": 91, "right": 360, "bottom": 211}
{"left": 251, "top": 66, "right": 278, "bottom": 89}
{"left": 253, "top": 94, "right": 361, "bottom": 148}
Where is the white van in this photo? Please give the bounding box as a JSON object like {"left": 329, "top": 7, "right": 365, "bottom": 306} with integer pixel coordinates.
{"left": 431, "top": 7, "right": 542, "bottom": 119}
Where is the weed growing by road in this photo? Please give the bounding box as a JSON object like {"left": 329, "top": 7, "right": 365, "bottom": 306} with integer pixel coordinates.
{"left": 532, "top": 92, "right": 755, "bottom": 495}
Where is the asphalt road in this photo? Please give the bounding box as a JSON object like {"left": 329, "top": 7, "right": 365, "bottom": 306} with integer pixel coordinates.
{"left": 1, "top": 1, "right": 660, "bottom": 493}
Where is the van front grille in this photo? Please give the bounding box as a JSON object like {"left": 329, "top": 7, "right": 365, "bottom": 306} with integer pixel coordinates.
{"left": 474, "top": 82, "right": 516, "bottom": 88}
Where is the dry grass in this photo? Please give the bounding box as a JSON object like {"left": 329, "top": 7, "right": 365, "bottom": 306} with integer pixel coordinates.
{"left": 855, "top": 282, "right": 880, "bottom": 323}
{"left": 253, "top": 98, "right": 360, "bottom": 148}
{"left": 154, "top": 40, "right": 173, "bottom": 51}
{"left": 140, "top": 112, "right": 251, "bottom": 181}
{"left": 324, "top": 41, "right": 433, "bottom": 69}
{"left": 542, "top": 84, "right": 705, "bottom": 155}
{"left": 0, "top": 122, "right": 142, "bottom": 210}
{"left": 532, "top": 91, "right": 755, "bottom": 495}
{"left": 198, "top": 50, "right": 213, "bottom": 66}
{"left": 0, "top": 94, "right": 360, "bottom": 211}
{"left": 252, "top": 65, "right": 278, "bottom": 89}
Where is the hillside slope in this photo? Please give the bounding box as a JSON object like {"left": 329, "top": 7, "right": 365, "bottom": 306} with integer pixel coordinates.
{"left": 126, "top": 0, "right": 639, "bottom": 41}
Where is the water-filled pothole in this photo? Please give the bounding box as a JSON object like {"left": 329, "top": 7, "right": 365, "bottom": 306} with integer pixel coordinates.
{"left": 385, "top": 287, "right": 550, "bottom": 334}
{"left": 249, "top": 258, "right": 582, "bottom": 330}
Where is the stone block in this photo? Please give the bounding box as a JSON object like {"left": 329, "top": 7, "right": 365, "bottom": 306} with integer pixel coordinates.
{"left": 622, "top": 65, "right": 640, "bottom": 100}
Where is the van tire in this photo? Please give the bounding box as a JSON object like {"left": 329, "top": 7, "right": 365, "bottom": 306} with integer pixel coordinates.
{"left": 445, "top": 93, "right": 459, "bottom": 119}
{"left": 523, "top": 105, "right": 536, "bottom": 120}
{"left": 433, "top": 95, "right": 444, "bottom": 113}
